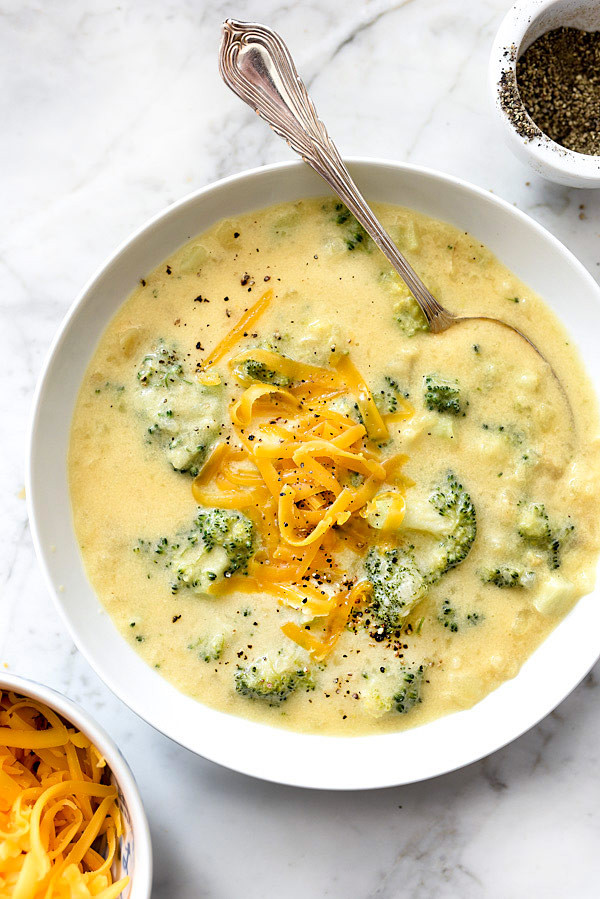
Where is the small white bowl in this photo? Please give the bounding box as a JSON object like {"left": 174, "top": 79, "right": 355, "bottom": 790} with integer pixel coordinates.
{"left": 490, "top": 0, "right": 600, "bottom": 187}
{"left": 27, "top": 158, "right": 600, "bottom": 789}
{"left": 0, "top": 672, "right": 152, "bottom": 898}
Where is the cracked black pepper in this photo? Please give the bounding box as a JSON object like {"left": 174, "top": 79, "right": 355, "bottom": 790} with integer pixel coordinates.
{"left": 516, "top": 27, "right": 600, "bottom": 156}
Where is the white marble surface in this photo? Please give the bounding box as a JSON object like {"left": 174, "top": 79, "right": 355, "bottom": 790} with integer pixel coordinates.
{"left": 2, "top": 0, "right": 600, "bottom": 895}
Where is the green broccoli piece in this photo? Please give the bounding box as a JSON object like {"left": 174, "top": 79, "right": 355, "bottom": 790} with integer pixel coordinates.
{"left": 479, "top": 566, "right": 534, "bottom": 588}
{"left": 437, "top": 599, "right": 459, "bottom": 632}
{"left": 393, "top": 296, "right": 429, "bottom": 337}
{"left": 517, "top": 502, "right": 573, "bottom": 570}
{"left": 380, "top": 269, "right": 429, "bottom": 337}
{"left": 233, "top": 357, "right": 291, "bottom": 388}
{"left": 361, "top": 664, "right": 425, "bottom": 716}
{"left": 235, "top": 651, "right": 312, "bottom": 705}
{"left": 364, "top": 547, "right": 428, "bottom": 628}
{"left": 517, "top": 502, "right": 551, "bottom": 544}
{"left": 426, "top": 472, "right": 476, "bottom": 581}
{"left": 361, "top": 670, "right": 396, "bottom": 718}
{"left": 189, "top": 633, "right": 226, "bottom": 661}
{"left": 364, "top": 473, "right": 475, "bottom": 624}
{"left": 424, "top": 375, "right": 463, "bottom": 416}
{"left": 438, "top": 599, "right": 485, "bottom": 630}
{"left": 172, "top": 508, "right": 254, "bottom": 595}
{"left": 137, "top": 342, "right": 185, "bottom": 387}
{"left": 374, "top": 376, "right": 409, "bottom": 415}
{"left": 393, "top": 665, "right": 424, "bottom": 714}
{"left": 135, "top": 341, "right": 222, "bottom": 475}
{"left": 331, "top": 202, "right": 371, "bottom": 251}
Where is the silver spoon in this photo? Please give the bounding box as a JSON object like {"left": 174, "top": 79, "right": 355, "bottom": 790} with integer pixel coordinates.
{"left": 219, "top": 19, "right": 572, "bottom": 418}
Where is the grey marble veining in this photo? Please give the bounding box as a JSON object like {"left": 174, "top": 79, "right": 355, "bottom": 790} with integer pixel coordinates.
{"left": 2, "top": 1, "right": 600, "bottom": 896}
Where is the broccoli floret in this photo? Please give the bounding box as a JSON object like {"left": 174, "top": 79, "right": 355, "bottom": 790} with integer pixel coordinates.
{"left": 517, "top": 502, "right": 573, "bottom": 570}
{"left": 330, "top": 202, "right": 371, "bottom": 251}
{"left": 426, "top": 472, "right": 476, "bottom": 580}
{"left": 172, "top": 508, "right": 254, "bottom": 595}
{"left": 438, "top": 599, "right": 459, "bottom": 632}
{"left": 233, "top": 357, "right": 291, "bottom": 388}
{"left": 364, "top": 474, "right": 475, "bottom": 623}
{"left": 361, "top": 664, "right": 425, "bottom": 716}
{"left": 393, "top": 295, "right": 429, "bottom": 337}
{"left": 517, "top": 502, "right": 550, "bottom": 543}
{"left": 374, "top": 376, "right": 409, "bottom": 415}
{"left": 393, "top": 665, "right": 424, "bottom": 714}
{"left": 137, "top": 342, "right": 185, "bottom": 387}
{"left": 438, "top": 599, "right": 485, "bottom": 630}
{"left": 479, "top": 566, "right": 534, "bottom": 588}
{"left": 424, "top": 375, "right": 463, "bottom": 416}
{"left": 380, "top": 269, "right": 429, "bottom": 337}
{"left": 235, "top": 651, "right": 312, "bottom": 705}
{"left": 189, "top": 633, "right": 225, "bottom": 661}
{"left": 135, "top": 341, "right": 222, "bottom": 475}
{"left": 361, "top": 670, "right": 396, "bottom": 718}
{"left": 364, "top": 547, "right": 428, "bottom": 628}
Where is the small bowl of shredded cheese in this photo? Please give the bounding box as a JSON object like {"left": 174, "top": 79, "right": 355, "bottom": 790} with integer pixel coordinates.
{"left": 0, "top": 673, "right": 152, "bottom": 898}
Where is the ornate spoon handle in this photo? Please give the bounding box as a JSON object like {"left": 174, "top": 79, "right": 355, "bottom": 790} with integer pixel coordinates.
{"left": 219, "top": 19, "right": 453, "bottom": 332}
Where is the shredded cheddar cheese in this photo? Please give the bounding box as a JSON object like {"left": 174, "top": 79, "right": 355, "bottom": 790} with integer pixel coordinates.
{"left": 191, "top": 299, "right": 414, "bottom": 658}
{"left": 200, "top": 289, "right": 273, "bottom": 371}
{"left": 0, "top": 692, "right": 130, "bottom": 899}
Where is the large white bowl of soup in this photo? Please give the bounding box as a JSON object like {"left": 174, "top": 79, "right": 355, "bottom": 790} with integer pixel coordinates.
{"left": 28, "top": 159, "right": 600, "bottom": 789}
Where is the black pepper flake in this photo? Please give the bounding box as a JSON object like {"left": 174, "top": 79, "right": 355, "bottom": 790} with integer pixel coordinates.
{"left": 166, "top": 265, "right": 172, "bottom": 275}
{"left": 172, "top": 614, "right": 181, "bottom": 623}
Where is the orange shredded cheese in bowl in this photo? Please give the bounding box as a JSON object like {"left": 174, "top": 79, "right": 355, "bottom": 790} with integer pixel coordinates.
{"left": 188, "top": 291, "right": 416, "bottom": 660}
{"left": 0, "top": 690, "right": 130, "bottom": 898}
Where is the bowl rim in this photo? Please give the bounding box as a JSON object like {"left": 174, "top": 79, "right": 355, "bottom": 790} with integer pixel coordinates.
{"left": 26, "top": 156, "right": 600, "bottom": 790}
{"left": 0, "top": 671, "right": 153, "bottom": 897}
{"left": 489, "top": 0, "right": 600, "bottom": 185}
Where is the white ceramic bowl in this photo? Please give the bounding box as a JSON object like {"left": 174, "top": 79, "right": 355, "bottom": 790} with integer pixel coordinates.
{"left": 0, "top": 672, "right": 152, "bottom": 896}
{"left": 28, "top": 159, "right": 600, "bottom": 790}
{"left": 490, "top": 0, "right": 600, "bottom": 187}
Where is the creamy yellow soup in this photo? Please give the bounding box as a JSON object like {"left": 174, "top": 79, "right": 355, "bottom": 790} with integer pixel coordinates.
{"left": 69, "top": 198, "right": 600, "bottom": 736}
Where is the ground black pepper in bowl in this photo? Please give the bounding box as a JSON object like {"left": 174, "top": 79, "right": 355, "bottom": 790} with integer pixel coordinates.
{"left": 516, "top": 27, "right": 600, "bottom": 156}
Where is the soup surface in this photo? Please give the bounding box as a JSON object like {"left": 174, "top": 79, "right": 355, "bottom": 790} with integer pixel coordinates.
{"left": 69, "top": 198, "right": 600, "bottom": 736}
